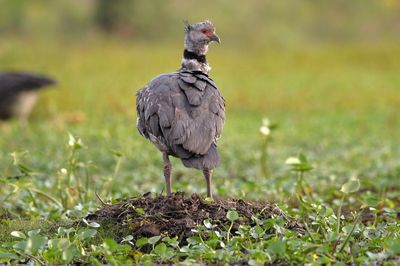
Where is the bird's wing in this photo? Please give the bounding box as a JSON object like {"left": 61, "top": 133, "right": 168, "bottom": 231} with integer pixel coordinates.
{"left": 136, "top": 71, "right": 225, "bottom": 156}
{"left": 0, "top": 72, "right": 56, "bottom": 95}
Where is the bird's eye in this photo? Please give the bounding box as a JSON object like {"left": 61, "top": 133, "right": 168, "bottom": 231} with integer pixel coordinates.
{"left": 201, "top": 29, "right": 208, "bottom": 34}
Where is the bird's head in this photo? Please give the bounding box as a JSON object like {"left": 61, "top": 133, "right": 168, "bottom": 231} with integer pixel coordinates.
{"left": 184, "top": 20, "right": 220, "bottom": 55}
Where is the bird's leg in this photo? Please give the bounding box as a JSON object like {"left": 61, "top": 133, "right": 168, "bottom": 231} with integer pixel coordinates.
{"left": 163, "top": 152, "right": 172, "bottom": 196}
{"left": 203, "top": 169, "right": 213, "bottom": 199}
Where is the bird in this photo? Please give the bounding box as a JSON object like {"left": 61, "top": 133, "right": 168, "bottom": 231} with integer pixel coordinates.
{"left": 136, "top": 20, "right": 225, "bottom": 199}
{"left": 0, "top": 72, "right": 56, "bottom": 124}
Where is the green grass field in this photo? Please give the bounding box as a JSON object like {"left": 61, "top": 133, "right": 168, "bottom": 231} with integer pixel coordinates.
{"left": 1, "top": 38, "right": 399, "bottom": 264}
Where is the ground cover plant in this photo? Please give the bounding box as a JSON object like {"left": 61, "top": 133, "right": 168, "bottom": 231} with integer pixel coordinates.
{"left": 0, "top": 38, "right": 400, "bottom": 265}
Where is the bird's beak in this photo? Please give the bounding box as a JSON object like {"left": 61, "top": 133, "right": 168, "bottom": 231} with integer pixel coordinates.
{"left": 210, "top": 33, "right": 220, "bottom": 44}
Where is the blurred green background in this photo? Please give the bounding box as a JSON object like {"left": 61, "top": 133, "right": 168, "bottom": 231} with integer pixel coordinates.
{"left": 0, "top": 0, "right": 399, "bottom": 200}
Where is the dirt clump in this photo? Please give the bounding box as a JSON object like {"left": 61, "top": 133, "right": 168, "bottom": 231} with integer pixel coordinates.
{"left": 87, "top": 192, "right": 303, "bottom": 241}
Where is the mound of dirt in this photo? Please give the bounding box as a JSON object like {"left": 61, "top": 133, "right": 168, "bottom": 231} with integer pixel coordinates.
{"left": 87, "top": 192, "right": 303, "bottom": 241}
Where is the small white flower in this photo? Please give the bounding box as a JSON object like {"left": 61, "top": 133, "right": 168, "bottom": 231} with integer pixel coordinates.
{"left": 68, "top": 134, "right": 76, "bottom": 147}
{"left": 259, "top": 126, "right": 271, "bottom": 136}
{"left": 285, "top": 157, "right": 301, "bottom": 165}
{"left": 60, "top": 168, "right": 68, "bottom": 175}
{"left": 68, "top": 133, "right": 83, "bottom": 148}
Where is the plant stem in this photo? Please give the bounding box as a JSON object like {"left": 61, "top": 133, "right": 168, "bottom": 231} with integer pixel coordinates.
{"left": 302, "top": 218, "right": 315, "bottom": 242}
{"left": 336, "top": 194, "right": 345, "bottom": 235}
{"left": 227, "top": 221, "right": 234, "bottom": 242}
{"left": 85, "top": 167, "right": 90, "bottom": 202}
{"left": 338, "top": 211, "right": 362, "bottom": 253}
{"left": 30, "top": 188, "right": 63, "bottom": 207}
{"left": 260, "top": 139, "right": 269, "bottom": 178}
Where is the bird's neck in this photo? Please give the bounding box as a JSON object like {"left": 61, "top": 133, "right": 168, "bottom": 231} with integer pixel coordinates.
{"left": 181, "top": 49, "right": 211, "bottom": 74}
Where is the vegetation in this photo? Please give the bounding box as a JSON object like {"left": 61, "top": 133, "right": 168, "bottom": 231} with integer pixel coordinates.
{"left": 1, "top": 1, "right": 400, "bottom": 263}
{"left": 0, "top": 38, "right": 399, "bottom": 264}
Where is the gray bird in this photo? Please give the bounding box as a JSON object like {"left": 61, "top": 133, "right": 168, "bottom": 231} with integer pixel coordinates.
{"left": 136, "top": 20, "right": 225, "bottom": 199}
{"left": 0, "top": 72, "right": 56, "bottom": 123}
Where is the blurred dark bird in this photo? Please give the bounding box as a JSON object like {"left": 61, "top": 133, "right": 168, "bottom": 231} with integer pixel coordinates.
{"left": 0, "top": 72, "right": 55, "bottom": 123}
{"left": 136, "top": 21, "right": 225, "bottom": 199}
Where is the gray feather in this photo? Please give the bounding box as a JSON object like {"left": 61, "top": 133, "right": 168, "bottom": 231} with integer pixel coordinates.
{"left": 136, "top": 70, "right": 225, "bottom": 170}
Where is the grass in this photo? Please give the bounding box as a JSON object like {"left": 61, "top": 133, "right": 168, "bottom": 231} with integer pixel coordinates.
{"left": 0, "top": 37, "right": 400, "bottom": 264}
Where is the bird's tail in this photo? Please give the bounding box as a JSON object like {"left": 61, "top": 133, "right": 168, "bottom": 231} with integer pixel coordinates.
{"left": 181, "top": 143, "right": 220, "bottom": 170}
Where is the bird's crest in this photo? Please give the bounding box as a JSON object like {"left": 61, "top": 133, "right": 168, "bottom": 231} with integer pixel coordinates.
{"left": 184, "top": 20, "right": 192, "bottom": 33}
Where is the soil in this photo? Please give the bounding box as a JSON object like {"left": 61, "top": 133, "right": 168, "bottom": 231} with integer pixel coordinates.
{"left": 86, "top": 192, "right": 304, "bottom": 242}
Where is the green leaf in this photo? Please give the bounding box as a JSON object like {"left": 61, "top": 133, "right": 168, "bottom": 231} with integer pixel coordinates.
{"left": 203, "top": 219, "right": 213, "bottom": 229}
{"left": 0, "top": 252, "right": 18, "bottom": 261}
{"left": 340, "top": 177, "right": 360, "bottom": 194}
{"left": 136, "top": 237, "right": 148, "bottom": 248}
{"left": 10, "top": 231, "right": 26, "bottom": 239}
{"left": 17, "top": 164, "right": 34, "bottom": 175}
{"left": 154, "top": 243, "right": 167, "bottom": 256}
{"left": 285, "top": 155, "right": 314, "bottom": 172}
{"left": 13, "top": 241, "right": 28, "bottom": 252}
{"left": 28, "top": 235, "right": 48, "bottom": 251}
{"left": 27, "top": 229, "right": 41, "bottom": 237}
{"left": 135, "top": 207, "right": 145, "bottom": 215}
{"left": 62, "top": 245, "right": 78, "bottom": 263}
{"left": 78, "top": 229, "right": 97, "bottom": 240}
{"left": 88, "top": 222, "right": 101, "bottom": 228}
{"left": 250, "top": 225, "right": 264, "bottom": 238}
{"left": 103, "top": 239, "right": 118, "bottom": 251}
{"left": 162, "top": 236, "right": 179, "bottom": 248}
{"left": 299, "top": 152, "right": 308, "bottom": 163}
{"left": 268, "top": 240, "right": 286, "bottom": 255}
{"left": 361, "top": 192, "right": 380, "bottom": 207}
{"left": 387, "top": 239, "right": 400, "bottom": 254}
{"left": 121, "top": 235, "right": 133, "bottom": 243}
{"left": 227, "top": 210, "right": 239, "bottom": 222}
{"left": 179, "top": 246, "right": 190, "bottom": 253}
{"left": 48, "top": 238, "right": 70, "bottom": 250}
{"left": 148, "top": 235, "right": 161, "bottom": 245}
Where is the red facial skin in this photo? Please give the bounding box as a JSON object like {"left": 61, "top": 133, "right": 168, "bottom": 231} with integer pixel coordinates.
{"left": 202, "top": 29, "right": 214, "bottom": 37}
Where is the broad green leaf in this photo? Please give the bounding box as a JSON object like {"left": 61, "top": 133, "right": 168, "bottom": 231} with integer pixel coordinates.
{"left": 299, "top": 152, "right": 308, "bottom": 163}
{"left": 11, "top": 231, "right": 26, "bottom": 239}
{"left": 362, "top": 192, "right": 380, "bottom": 207}
{"left": 27, "top": 229, "right": 41, "bottom": 237}
{"left": 154, "top": 243, "right": 167, "bottom": 256}
{"left": 250, "top": 225, "right": 264, "bottom": 238}
{"left": 62, "top": 245, "right": 78, "bottom": 263}
{"left": 148, "top": 235, "right": 161, "bottom": 245}
{"left": 179, "top": 246, "right": 190, "bottom": 253}
{"left": 387, "top": 239, "right": 400, "bottom": 254}
{"left": 88, "top": 222, "right": 101, "bottom": 228}
{"left": 103, "top": 238, "right": 118, "bottom": 251}
{"left": 57, "top": 227, "right": 75, "bottom": 235}
{"left": 13, "top": 241, "right": 28, "bottom": 252}
{"left": 227, "top": 210, "right": 239, "bottom": 222}
{"left": 0, "top": 252, "right": 18, "bottom": 261}
{"left": 340, "top": 178, "right": 360, "bottom": 194}
{"left": 78, "top": 229, "right": 97, "bottom": 240}
{"left": 136, "top": 237, "right": 148, "bottom": 248}
{"left": 121, "top": 235, "right": 133, "bottom": 243}
{"left": 203, "top": 219, "right": 213, "bottom": 229}
{"left": 48, "top": 238, "right": 70, "bottom": 250}
{"left": 28, "top": 235, "right": 48, "bottom": 251}
{"left": 162, "top": 236, "right": 179, "bottom": 248}
{"left": 268, "top": 240, "right": 286, "bottom": 255}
